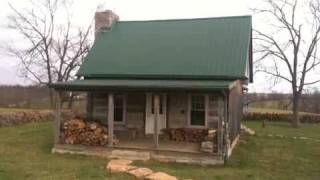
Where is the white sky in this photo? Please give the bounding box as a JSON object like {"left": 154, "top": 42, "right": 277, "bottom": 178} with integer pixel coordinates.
{"left": 0, "top": 0, "right": 318, "bottom": 92}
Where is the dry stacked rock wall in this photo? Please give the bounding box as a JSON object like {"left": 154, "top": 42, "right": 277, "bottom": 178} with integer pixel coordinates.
{"left": 0, "top": 110, "right": 74, "bottom": 127}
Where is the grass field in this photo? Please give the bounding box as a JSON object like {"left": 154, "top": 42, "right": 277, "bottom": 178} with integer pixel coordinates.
{"left": 0, "top": 121, "right": 319, "bottom": 180}
{"left": 248, "top": 107, "right": 320, "bottom": 115}
{"left": 250, "top": 99, "right": 291, "bottom": 109}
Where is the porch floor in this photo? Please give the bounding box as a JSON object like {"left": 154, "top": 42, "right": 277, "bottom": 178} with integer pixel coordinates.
{"left": 114, "top": 130, "right": 201, "bottom": 153}
{"left": 115, "top": 137, "right": 201, "bottom": 153}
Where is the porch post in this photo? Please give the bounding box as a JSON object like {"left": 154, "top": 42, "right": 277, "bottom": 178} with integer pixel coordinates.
{"left": 223, "top": 91, "right": 230, "bottom": 160}
{"left": 108, "top": 93, "right": 114, "bottom": 148}
{"left": 154, "top": 94, "right": 160, "bottom": 149}
{"left": 54, "top": 90, "right": 62, "bottom": 145}
{"left": 217, "top": 96, "right": 224, "bottom": 155}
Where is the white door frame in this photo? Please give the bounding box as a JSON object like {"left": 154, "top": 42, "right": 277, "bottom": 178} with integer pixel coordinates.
{"left": 145, "top": 93, "right": 167, "bottom": 134}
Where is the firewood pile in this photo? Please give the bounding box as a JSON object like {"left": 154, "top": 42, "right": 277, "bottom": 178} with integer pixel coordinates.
{"left": 161, "top": 128, "right": 209, "bottom": 143}
{"left": 62, "top": 118, "right": 118, "bottom": 146}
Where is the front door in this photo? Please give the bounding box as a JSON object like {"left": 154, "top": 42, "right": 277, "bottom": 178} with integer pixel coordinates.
{"left": 114, "top": 94, "right": 126, "bottom": 124}
{"left": 145, "top": 93, "right": 167, "bottom": 134}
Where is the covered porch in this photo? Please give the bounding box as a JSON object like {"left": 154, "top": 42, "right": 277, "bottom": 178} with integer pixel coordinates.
{"left": 51, "top": 79, "right": 237, "bottom": 160}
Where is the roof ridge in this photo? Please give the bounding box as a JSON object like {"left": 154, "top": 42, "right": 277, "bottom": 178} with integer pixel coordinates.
{"left": 118, "top": 15, "right": 252, "bottom": 23}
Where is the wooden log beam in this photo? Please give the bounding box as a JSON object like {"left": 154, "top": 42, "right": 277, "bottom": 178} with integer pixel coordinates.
{"left": 108, "top": 93, "right": 114, "bottom": 148}
{"left": 154, "top": 94, "right": 160, "bottom": 149}
{"left": 54, "top": 90, "right": 62, "bottom": 145}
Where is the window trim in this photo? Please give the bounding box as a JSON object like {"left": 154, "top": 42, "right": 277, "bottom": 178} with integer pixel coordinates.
{"left": 188, "top": 94, "right": 208, "bottom": 128}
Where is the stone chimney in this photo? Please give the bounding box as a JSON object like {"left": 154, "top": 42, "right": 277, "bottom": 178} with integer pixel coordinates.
{"left": 95, "top": 10, "right": 119, "bottom": 38}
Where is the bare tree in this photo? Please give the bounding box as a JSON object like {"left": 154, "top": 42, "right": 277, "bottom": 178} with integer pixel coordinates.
{"left": 4, "top": 0, "right": 93, "bottom": 107}
{"left": 253, "top": 0, "right": 320, "bottom": 127}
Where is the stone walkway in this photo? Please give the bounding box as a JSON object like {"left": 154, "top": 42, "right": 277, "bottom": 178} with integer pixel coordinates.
{"left": 241, "top": 124, "right": 320, "bottom": 142}
{"left": 241, "top": 124, "right": 256, "bottom": 135}
{"left": 106, "top": 159, "right": 179, "bottom": 180}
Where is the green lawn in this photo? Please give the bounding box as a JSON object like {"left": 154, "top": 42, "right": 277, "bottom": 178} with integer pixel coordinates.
{"left": 0, "top": 121, "right": 319, "bottom": 180}
{"left": 0, "top": 108, "right": 36, "bottom": 113}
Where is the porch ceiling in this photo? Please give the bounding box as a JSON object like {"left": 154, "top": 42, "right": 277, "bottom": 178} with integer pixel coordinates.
{"left": 50, "top": 79, "right": 235, "bottom": 91}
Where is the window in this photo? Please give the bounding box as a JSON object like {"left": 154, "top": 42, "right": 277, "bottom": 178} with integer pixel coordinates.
{"left": 114, "top": 95, "right": 124, "bottom": 123}
{"left": 151, "top": 94, "right": 163, "bottom": 114}
{"left": 190, "top": 95, "right": 205, "bottom": 126}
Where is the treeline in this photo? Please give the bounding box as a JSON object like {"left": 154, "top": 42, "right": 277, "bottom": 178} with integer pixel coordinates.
{"left": 247, "top": 92, "right": 320, "bottom": 114}
{"left": 0, "top": 85, "right": 319, "bottom": 114}
{"left": 300, "top": 93, "right": 320, "bottom": 114}
{"left": 0, "top": 85, "right": 50, "bottom": 109}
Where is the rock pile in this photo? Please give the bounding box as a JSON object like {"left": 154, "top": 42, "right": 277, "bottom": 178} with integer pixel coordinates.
{"left": 0, "top": 110, "right": 73, "bottom": 127}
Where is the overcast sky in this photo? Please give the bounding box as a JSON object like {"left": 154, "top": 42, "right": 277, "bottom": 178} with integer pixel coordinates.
{"left": 0, "top": 0, "right": 318, "bottom": 92}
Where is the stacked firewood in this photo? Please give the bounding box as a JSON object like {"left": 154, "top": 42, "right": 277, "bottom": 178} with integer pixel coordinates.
{"left": 62, "top": 118, "right": 118, "bottom": 146}
{"left": 161, "top": 128, "right": 208, "bottom": 143}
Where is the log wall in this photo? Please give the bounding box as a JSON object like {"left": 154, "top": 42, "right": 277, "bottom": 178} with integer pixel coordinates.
{"left": 92, "top": 92, "right": 108, "bottom": 125}
{"left": 126, "top": 93, "right": 145, "bottom": 129}
{"left": 90, "top": 92, "right": 224, "bottom": 131}
{"left": 91, "top": 92, "right": 145, "bottom": 129}
{"left": 167, "top": 93, "right": 189, "bottom": 128}
{"left": 228, "top": 81, "right": 243, "bottom": 142}
{"left": 207, "top": 95, "right": 221, "bottom": 129}
{"left": 167, "top": 93, "right": 223, "bottom": 129}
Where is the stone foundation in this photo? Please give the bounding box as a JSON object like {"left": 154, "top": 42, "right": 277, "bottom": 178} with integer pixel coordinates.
{"left": 52, "top": 144, "right": 224, "bottom": 166}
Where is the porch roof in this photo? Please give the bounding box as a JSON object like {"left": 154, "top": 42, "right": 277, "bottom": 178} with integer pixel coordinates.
{"left": 50, "top": 79, "right": 236, "bottom": 91}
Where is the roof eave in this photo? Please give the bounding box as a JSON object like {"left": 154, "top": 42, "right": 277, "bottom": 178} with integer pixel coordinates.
{"left": 79, "top": 74, "right": 248, "bottom": 81}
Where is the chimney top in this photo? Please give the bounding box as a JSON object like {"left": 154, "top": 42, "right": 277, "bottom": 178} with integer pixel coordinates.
{"left": 96, "top": 3, "right": 108, "bottom": 12}
{"left": 94, "top": 10, "right": 119, "bottom": 38}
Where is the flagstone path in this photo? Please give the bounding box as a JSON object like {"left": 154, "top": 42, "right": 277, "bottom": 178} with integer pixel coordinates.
{"left": 106, "top": 159, "right": 179, "bottom": 180}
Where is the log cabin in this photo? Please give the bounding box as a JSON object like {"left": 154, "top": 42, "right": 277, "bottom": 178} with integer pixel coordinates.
{"left": 50, "top": 10, "right": 253, "bottom": 165}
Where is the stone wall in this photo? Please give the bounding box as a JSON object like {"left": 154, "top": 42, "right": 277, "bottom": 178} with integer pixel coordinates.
{"left": 0, "top": 110, "right": 74, "bottom": 127}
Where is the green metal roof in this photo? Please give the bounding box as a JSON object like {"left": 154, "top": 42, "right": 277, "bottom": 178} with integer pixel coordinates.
{"left": 51, "top": 79, "right": 235, "bottom": 91}
{"left": 77, "top": 16, "right": 252, "bottom": 80}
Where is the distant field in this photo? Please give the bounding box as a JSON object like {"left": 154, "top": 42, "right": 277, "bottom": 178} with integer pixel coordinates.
{"left": 0, "top": 98, "right": 86, "bottom": 112}
{"left": 250, "top": 99, "right": 291, "bottom": 109}
{"left": 248, "top": 107, "right": 320, "bottom": 115}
